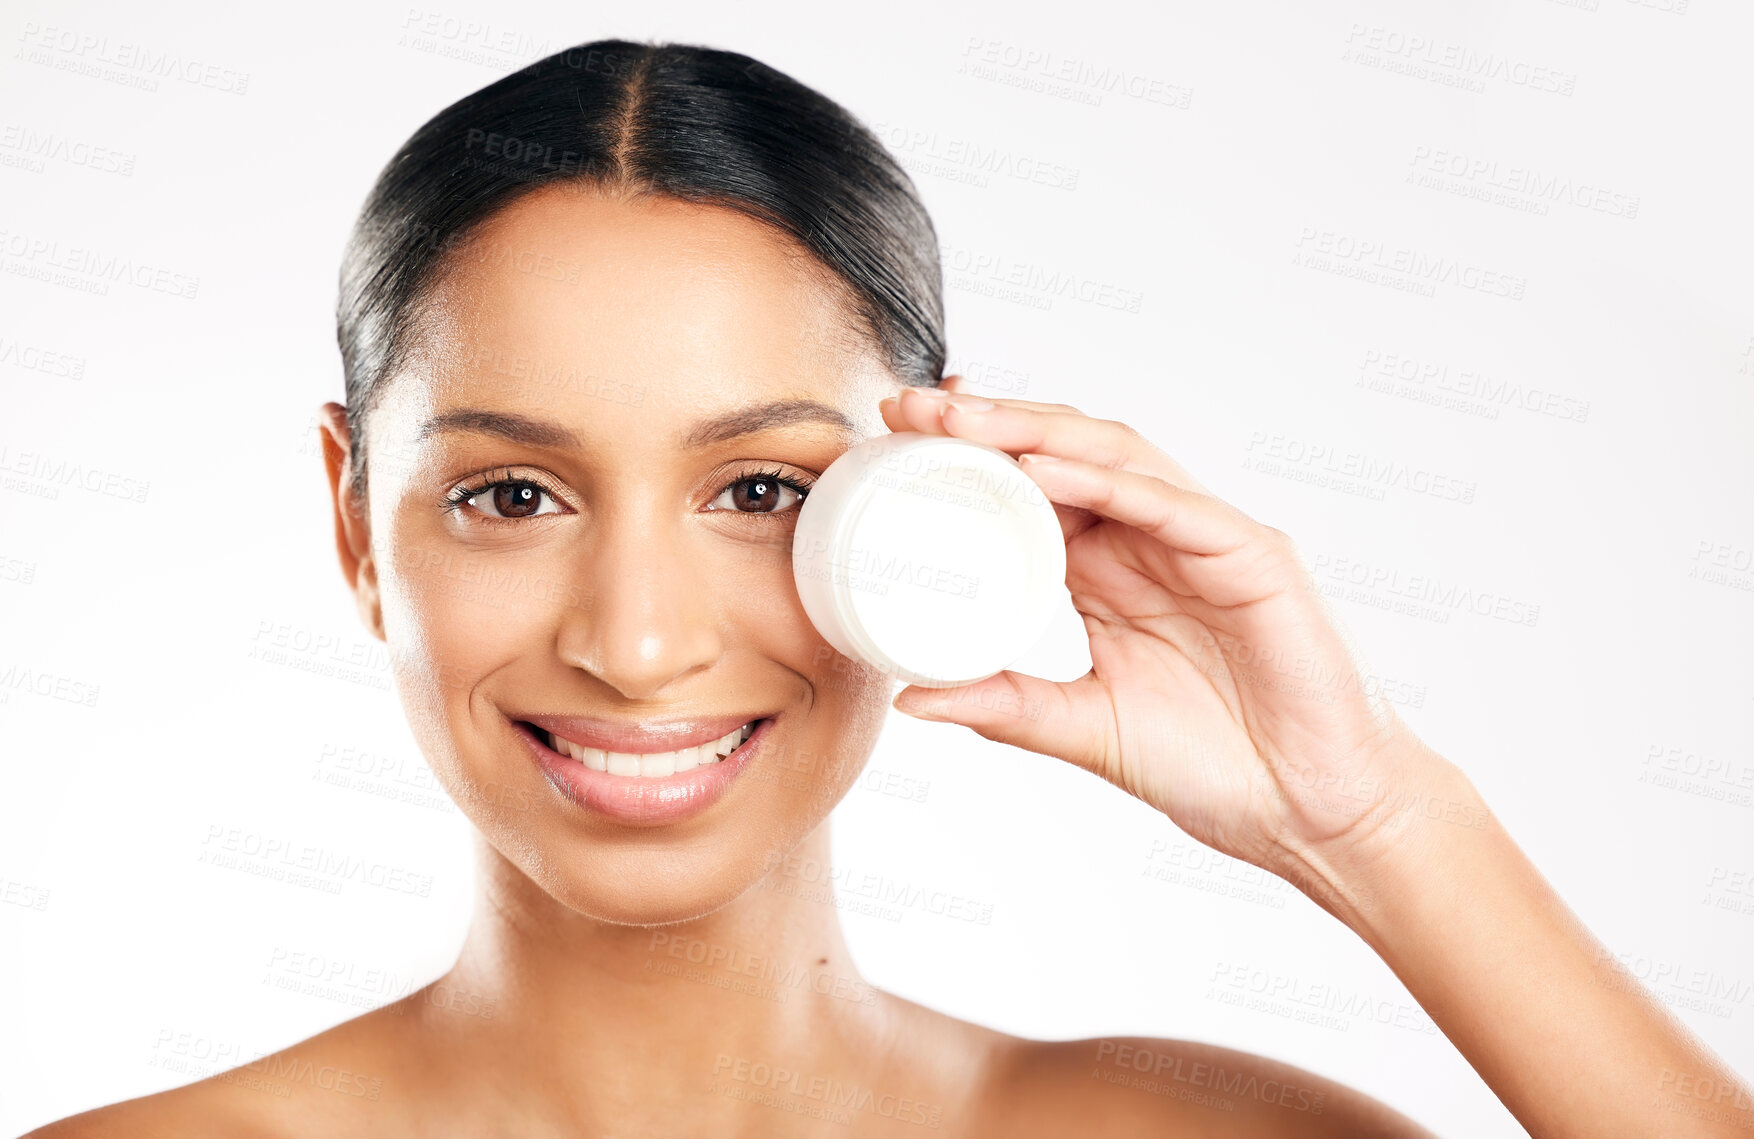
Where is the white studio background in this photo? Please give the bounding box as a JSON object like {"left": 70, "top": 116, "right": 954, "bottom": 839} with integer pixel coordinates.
{"left": 2, "top": 0, "right": 1751, "bottom": 1134}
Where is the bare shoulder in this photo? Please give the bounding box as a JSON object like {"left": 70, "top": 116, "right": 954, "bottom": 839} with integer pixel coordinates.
{"left": 20, "top": 1002, "right": 420, "bottom": 1139}
{"left": 974, "top": 1034, "right": 1442, "bottom": 1139}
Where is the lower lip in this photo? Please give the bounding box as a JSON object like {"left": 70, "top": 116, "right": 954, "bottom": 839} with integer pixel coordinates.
{"left": 514, "top": 716, "right": 773, "bottom": 827}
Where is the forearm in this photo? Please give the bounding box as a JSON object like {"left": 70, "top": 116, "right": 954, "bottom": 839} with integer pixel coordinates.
{"left": 1292, "top": 751, "right": 1754, "bottom": 1138}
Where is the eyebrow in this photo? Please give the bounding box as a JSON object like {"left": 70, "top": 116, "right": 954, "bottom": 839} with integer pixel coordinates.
{"left": 682, "top": 398, "right": 859, "bottom": 448}
{"left": 417, "top": 399, "right": 860, "bottom": 451}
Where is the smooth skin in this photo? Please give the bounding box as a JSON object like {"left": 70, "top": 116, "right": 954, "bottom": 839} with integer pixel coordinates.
{"left": 25, "top": 185, "right": 1750, "bottom": 1138}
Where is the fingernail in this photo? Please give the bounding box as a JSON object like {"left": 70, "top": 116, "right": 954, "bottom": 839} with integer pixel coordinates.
{"left": 1020, "top": 452, "right": 1061, "bottom": 463}
{"left": 893, "top": 692, "right": 950, "bottom": 720}
{"left": 946, "top": 394, "right": 995, "bottom": 413}
{"left": 911, "top": 387, "right": 950, "bottom": 399}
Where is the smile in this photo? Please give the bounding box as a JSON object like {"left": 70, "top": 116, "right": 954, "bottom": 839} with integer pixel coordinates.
{"left": 538, "top": 720, "right": 758, "bottom": 778}
{"left": 512, "top": 714, "right": 777, "bottom": 826}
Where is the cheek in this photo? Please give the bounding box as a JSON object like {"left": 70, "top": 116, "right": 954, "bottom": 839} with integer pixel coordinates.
{"left": 706, "top": 538, "right": 896, "bottom": 803}
{"left": 376, "top": 508, "right": 894, "bottom": 822}
{"left": 373, "top": 524, "right": 568, "bottom": 773}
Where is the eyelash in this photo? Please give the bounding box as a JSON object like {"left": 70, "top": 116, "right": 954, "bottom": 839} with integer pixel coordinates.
{"left": 441, "top": 466, "right": 552, "bottom": 523}
{"left": 439, "top": 466, "right": 816, "bottom": 526}
{"left": 722, "top": 467, "right": 815, "bottom": 518}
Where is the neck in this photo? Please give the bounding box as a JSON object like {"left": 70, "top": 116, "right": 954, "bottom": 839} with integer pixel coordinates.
{"left": 430, "top": 818, "right": 895, "bottom": 1125}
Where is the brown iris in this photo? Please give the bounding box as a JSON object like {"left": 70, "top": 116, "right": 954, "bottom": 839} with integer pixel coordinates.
{"left": 493, "top": 481, "right": 544, "bottom": 518}
{"left": 731, "top": 476, "right": 783, "bottom": 512}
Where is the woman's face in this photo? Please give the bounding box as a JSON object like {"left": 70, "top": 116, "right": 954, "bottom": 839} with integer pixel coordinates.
{"left": 334, "top": 184, "right": 902, "bottom": 924}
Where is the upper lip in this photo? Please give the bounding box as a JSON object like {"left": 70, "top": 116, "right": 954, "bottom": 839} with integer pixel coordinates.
{"left": 521, "top": 712, "right": 770, "bottom": 755}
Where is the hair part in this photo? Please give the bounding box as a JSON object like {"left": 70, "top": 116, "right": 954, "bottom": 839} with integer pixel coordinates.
{"left": 336, "top": 39, "right": 946, "bottom": 502}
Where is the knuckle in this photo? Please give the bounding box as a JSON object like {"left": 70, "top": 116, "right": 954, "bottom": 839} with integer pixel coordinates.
{"left": 1262, "top": 524, "right": 1300, "bottom": 558}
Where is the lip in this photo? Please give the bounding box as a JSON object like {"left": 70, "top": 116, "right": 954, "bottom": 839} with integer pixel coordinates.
{"left": 513, "top": 715, "right": 774, "bottom": 827}
{"left": 522, "top": 712, "right": 758, "bottom": 755}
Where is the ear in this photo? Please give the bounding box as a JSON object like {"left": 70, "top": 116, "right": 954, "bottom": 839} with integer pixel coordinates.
{"left": 317, "top": 402, "right": 385, "bottom": 642}
{"left": 938, "top": 373, "right": 967, "bottom": 395}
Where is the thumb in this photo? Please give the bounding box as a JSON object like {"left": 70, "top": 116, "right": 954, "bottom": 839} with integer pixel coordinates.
{"left": 891, "top": 668, "right": 1114, "bottom": 774}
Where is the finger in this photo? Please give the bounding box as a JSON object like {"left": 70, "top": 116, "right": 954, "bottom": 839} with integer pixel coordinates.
{"left": 1016, "top": 453, "right": 1264, "bottom": 557}
{"left": 892, "top": 668, "right": 1117, "bottom": 776}
{"left": 877, "top": 390, "right": 1104, "bottom": 541}
{"left": 879, "top": 386, "right": 1083, "bottom": 436}
{"left": 881, "top": 386, "right": 1101, "bottom": 447}
{"left": 942, "top": 373, "right": 1084, "bottom": 414}
{"left": 914, "top": 389, "right": 1214, "bottom": 497}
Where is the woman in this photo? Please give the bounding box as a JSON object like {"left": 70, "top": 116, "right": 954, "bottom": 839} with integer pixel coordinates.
{"left": 30, "top": 38, "right": 1750, "bottom": 1138}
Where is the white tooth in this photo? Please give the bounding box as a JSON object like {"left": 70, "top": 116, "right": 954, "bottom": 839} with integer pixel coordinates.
{"left": 560, "top": 725, "right": 762, "bottom": 778}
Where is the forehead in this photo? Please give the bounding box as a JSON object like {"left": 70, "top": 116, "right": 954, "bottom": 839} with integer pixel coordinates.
{"left": 401, "top": 183, "right": 883, "bottom": 429}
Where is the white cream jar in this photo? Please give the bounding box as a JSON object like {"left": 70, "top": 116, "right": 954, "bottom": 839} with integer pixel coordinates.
{"left": 791, "top": 431, "right": 1068, "bottom": 688}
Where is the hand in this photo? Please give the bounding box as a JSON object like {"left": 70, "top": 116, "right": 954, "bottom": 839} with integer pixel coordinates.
{"left": 879, "top": 380, "right": 1448, "bottom": 884}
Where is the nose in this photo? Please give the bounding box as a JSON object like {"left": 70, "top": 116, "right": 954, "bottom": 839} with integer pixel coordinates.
{"left": 553, "top": 502, "right": 727, "bottom": 701}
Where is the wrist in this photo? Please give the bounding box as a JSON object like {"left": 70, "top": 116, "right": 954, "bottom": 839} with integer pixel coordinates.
{"left": 1270, "top": 740, "right": 1493, "bottom": 937}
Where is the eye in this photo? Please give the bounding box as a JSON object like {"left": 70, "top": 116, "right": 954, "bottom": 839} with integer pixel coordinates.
{"left": 445, "top": 474, "right": 566, "bottom": 521}
{"left": 707, "top": 469, "right": 812, "bottom": 515}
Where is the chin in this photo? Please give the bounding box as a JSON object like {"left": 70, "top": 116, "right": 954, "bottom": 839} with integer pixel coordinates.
{"left": 527, "top": 845, "right": 779, "bottom": 927}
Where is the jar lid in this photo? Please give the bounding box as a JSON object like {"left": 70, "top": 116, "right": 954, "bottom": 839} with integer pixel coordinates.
{"left": 792, "top": 431, "right": 1067, "bottom": 688}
